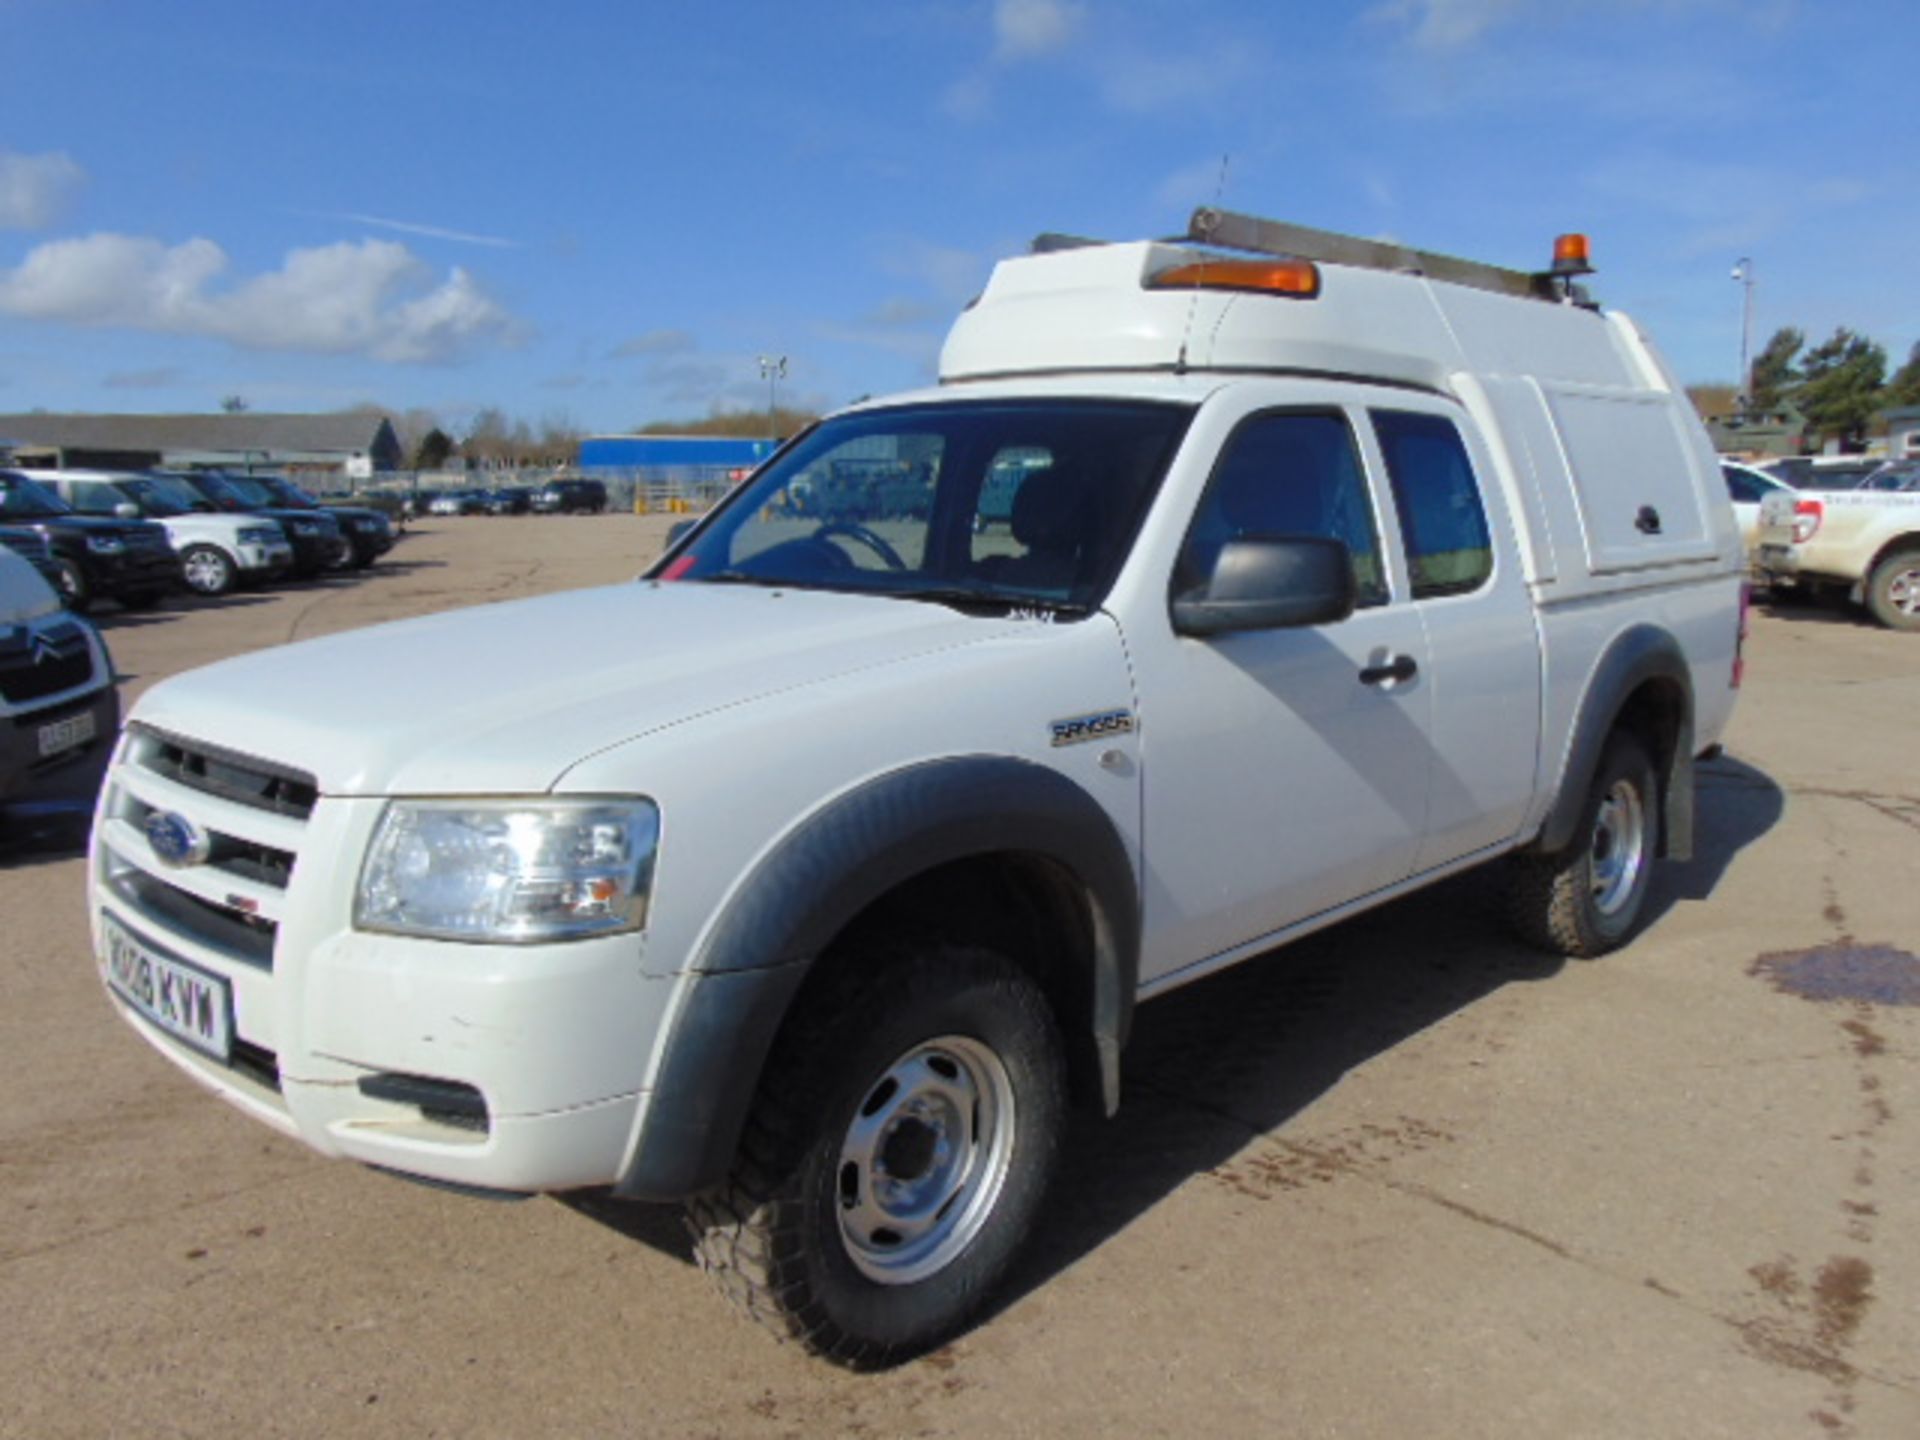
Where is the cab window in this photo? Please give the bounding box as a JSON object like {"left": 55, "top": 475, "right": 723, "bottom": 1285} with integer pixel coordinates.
{"left": 1175, "top": 410, "right": 1388, "bottom": 608}
{"left": 1372, "top": 410, "right": 1493, "bottom": 598}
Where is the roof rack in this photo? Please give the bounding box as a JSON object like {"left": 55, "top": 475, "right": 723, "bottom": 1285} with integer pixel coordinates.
{"left": 1030, "top": 209, "right": 1591, "bottom": 304}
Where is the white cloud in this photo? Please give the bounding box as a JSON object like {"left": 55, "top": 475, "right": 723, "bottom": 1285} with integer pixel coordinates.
{"left": 0, "top": 232, "right": 517, "bottom": 363}
{"left": 1371, "top": 0, "right": 1795, "bottom": 51}
{"left": 994, "top": 0, "right": 1083, "bottom": 60}
{"left": 0, "top": 150, "right": 85, "bottom": 230}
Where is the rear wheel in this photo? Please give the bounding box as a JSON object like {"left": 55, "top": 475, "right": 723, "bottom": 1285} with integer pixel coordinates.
{"left": 686, "top": 944, "right": 1066, "bottom": 1369}
{"left": 1864, "top": 548, "right": 1920, "bottom": 631}
{"left": 1508, "top": 731, "right": 1660, "bottom": 957}
{"left": 180, "top": 544, "right": 236, "bottom": 597}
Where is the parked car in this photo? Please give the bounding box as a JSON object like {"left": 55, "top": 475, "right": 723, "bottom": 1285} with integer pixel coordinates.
{"left": 1859, "top": 462, "right": 1920, "bottom": 493}
{"left": 1721, "top": 460, "right": 1795, "bottom": 559}
{"left": 1760, "top": 456, "right": 1881, "bottom": 490}
{"left": 0, "top": 523, "right": 66, "bottom": 592}
{"left": 1757, "top": 481, "right": 1920, "bottom": 628}
{"left": 86, "top": 209, "right": 1744, "bottom": 1367}
{"left": 215, "top": 473, "right": 394, "bottom": 571}
{"left": 428, "top": 489, "right": 488, "bottom": 517}
{"left": 0, "top": 470, "right": 180, "bottom": 612}
{"left": 532, "top": 477, "right": 608, "bottom": 514}
{"left": 0, "top": 544, "right": 117, "bottom": 821}
{"left": 167, "top": 472, "right": 349, "bottom": 579}
{"left": 28, "top": 470, "right": 292, "bottom": 598}
{"left": 484, "top": 486, "right": 535, "bottom": 516}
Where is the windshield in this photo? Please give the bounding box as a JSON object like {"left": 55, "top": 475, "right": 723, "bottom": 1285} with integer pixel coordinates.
{"left": 259, "top": 477, "right": 318, "bottom": 508}
{"left": 657, "top": 400, "right": 1194, "bottom": 612}
{"left": 0, "top": 472, "right": 74, "bottom": 518}
{"left": 120, "top": 476, "right": 206, "bottom": 516}
{"left": 213, "top": 473, "right": 278, "bottom": 507}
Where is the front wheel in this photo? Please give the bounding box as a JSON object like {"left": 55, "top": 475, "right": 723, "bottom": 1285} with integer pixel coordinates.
{"left": 52, "top": 557, "right": 91, "bottom": 612}
{"left": 180, "top": 544, "right": 236, "bottom": 597}
{"left": 687, "top": 945, "right": 1066, "bottom": 1369}
{"left": 1507, "top": 731, "right": 1660, "bottom": 958}
{"left": 1864, "top": 549, "right": 1920, "bottom": 631}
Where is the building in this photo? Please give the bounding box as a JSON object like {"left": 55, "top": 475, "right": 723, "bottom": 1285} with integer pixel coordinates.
{"left": 577, "top": 434, "right": 779, "bottom": 482}
{"left": 1881, "top": 405, "right": 1920, "bottom": 460}
{"left": 0, "top": 412, "right": 403, "bottom": 482}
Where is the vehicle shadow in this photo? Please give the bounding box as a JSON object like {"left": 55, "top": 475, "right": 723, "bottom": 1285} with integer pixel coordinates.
{"left": 1754, "top": 591, "right": 1870, "bottom": 628}
{"left": 561, "top": 754, "right": 1785, "bottom": 1343}
{"left": 0, "top": 793, "right": 96, "bottom": 867}
{"left": 91, "top": 593, "right": 279, "bottom": 631}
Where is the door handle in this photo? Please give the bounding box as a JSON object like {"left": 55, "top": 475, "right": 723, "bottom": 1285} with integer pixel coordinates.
{"left": 1635, "top": 505, "right": 1663, "bottom": 535}
{"left": 1358, "top": 654, "right": 1418, "bottom": 686}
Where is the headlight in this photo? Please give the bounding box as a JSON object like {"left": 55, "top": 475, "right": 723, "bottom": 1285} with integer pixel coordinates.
{"left": 85, "top": 535, "right": 126, "bottom": 554}
{"left": 356, "top": 798, "right": 659, "bottom": 943}
{"left": 289, "top": 518, "right": 318, "bottom": 535}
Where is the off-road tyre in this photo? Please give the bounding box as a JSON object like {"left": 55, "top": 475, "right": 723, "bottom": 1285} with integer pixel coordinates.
{"left": 1507, "top": 731, "right": 1660, "bottom": 958}
{"left": 1864, "top": 548, "right": 1920, "bottom": 631}
{"left": 686, "top": 944, "right": 1066, "bottom": 1370}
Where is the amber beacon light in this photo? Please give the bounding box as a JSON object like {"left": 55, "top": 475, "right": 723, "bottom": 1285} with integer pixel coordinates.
{"left": 1551, "top": 233, "right": 1593, "bottom": 275}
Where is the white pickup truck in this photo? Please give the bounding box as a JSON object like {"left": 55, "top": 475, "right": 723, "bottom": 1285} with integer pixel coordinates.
{"left": 87, "top": 210, "right": 1744, "bottom": 1367}
{"left": 1755, "top": 483, "right": 1920, "bottom": 629}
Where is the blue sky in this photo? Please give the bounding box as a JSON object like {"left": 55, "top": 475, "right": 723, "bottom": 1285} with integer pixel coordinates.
{"left": 2, "top": 0, "right": 1914, "bottom": 437}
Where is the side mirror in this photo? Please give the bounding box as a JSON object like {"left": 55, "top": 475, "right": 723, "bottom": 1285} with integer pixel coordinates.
{"left": 114, "top": 501, "right": 142, "bottom": 519}
{"left": 1171, "top": 536, "right": 1357, "bottom": 637}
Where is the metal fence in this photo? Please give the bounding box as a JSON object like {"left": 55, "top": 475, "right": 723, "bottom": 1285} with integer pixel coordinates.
{"left": 341, "top": 467, "right": 739, "bottom": 516}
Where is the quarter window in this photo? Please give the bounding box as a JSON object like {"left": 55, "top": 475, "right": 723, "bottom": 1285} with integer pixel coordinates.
{"left": 1175, "top": 411, "right": 1388, "bottom": 608}
{"left": 1372, "top": 410, "right": 1493, "bottom": 598}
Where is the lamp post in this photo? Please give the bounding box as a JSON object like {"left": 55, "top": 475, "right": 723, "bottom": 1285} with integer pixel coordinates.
{"left": 757, "top": 354, "right": 787, "bottom": 439}
{"left": 1732, "top": 258, "right": 1755, "bottom": 415}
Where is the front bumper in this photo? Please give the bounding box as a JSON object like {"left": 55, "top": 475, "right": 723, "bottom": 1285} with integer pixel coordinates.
{"left": 235, "top": 541, "right": 295, "bottom": 577}
{"left": 84, "top": 548, "right": 182, "bottom": 599}
{"left": 89, "top": 765, "right": 677, "bottom": 1193}
{"left": 1, "top": 683, "right": 118, "bottom": 804}
{"left": 286, "top": 531, "right": 350, "bottom": 573}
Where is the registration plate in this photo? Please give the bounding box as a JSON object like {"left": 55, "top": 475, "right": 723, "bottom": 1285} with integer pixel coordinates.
{"left": 36, "top": 708, "right": 95, "bottom": 759}
{"left": 101, "top": 915, "right": 232, "bottom": 1061}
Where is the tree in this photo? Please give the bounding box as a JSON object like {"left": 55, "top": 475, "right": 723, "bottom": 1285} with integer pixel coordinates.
{"left": 220, "top": 394, "right": 250, "bottom": 413}
{"left": 412, "top": 427, "right": 455, "bottom": 470}
{"left": 634, "top": 406, "right": 819, "bottom": 439}
{"left": 463, "top": 406, "right": 511, "bottom": 468}
{"left": 1885, "top": 341, "right": 1920, "bottom": 411}
{"left": 1747, "top": 327, "right": 1802, "bottom": 413}
{"left": 1793, "top": 327, "right": 1887, "bottom": 450}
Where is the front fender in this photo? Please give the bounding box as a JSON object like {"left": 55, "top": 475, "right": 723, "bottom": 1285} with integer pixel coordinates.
{"left": 614, "top": 755, "right": 1139, "bottom": 1200}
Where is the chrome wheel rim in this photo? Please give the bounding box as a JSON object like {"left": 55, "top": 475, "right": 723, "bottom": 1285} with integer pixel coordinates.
{"left": 1886, "top": 565, "right": 1920, "bottom": 616}
{"left": 1590, "top": 779, "right": 1648, "bottom": 918}
{"left": 183, "top": 550, "right": 228, "bottom": 593}
{"left": 835, "top": 1035, "right": 1015, "bottom": 1285}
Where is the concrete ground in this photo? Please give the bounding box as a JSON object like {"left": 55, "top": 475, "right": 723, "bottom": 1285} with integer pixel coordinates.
{"left": 2, "top": 516, "right": 1914, "bottom": 1439}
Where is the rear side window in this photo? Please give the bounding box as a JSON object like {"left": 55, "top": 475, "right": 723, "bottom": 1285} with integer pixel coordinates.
{"left": 1372, "top": 410, "right": 1492, "bottom": 598}
{"left": 1176, "top": 411, "right": 1388, "bottom": 607}
{"left": 1722, "top": 465, "right": 1767, "bottom": 504}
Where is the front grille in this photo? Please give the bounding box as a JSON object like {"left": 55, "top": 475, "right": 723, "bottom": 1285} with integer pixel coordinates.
{"left": 137, "top": 727, "right": 317, "bottom": 820}
{"left": 0, "top": 621, "right": 95, "bottom": 704}
{"left": 231, "top": 1040, "right": 281, "bottom": 1092}
{"left": 122, "top": 529, "right": 172, "bottom": 556}
{"left": 0, "top": 530, "right": 52, "bottom": 567}
{"left": 110, "top": 868, "right": 278, "bottom": 969}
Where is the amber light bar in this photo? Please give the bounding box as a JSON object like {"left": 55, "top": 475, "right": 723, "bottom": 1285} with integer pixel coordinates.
{"left": 1147, "top": 258, "right": 1322, "bottom": 300}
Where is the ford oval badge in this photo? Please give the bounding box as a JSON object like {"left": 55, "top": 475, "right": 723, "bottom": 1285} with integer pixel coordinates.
{"left": 145, "top": 811, "right": 210, "bottom": 868}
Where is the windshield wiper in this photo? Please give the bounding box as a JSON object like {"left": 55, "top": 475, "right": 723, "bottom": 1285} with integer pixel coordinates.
{"left": 889, "top": 585, "right": 1091, "bottom": 618}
